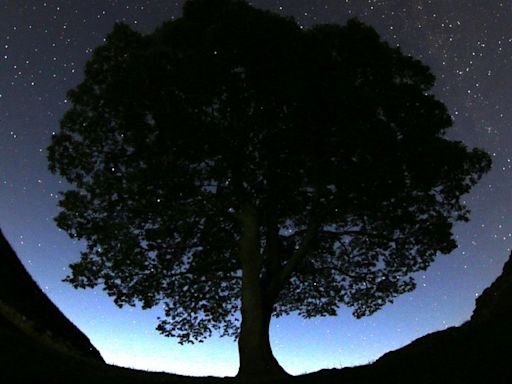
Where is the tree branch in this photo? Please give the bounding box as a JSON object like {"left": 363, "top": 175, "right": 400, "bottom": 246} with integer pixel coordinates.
{"left": 286, "top": 228, "right": 363, "bottom": 239}
{"left": 306, "top": 265, "right": 362, "bottom": 281}
{"left": 276, "top": 220, "right": 319, "bottom": 287}
{"left": 261, "top": 221, "right": 285, "bottom": 301}
{"left": 125, "top": 268, "right": 241, "bottom": 282}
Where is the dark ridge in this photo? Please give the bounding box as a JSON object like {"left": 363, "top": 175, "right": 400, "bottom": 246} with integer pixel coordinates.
{"left": 1, "top": 232, "right": 511, "bottom": 383}
{"left": 0, "top": 228, "right": 104, "bottom": 361}
{"left": 471, "top": 252, "right": 512, "bottom": 324}
{"left": 300, "top": 252, "right": 512, "bottom": 384}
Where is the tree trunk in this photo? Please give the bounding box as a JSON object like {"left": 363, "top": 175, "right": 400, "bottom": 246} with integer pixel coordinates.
{"left": 236, "top": 291, "right": 289, "bottom": 380}
{"left": 236, "top": 205, "right": 289, "bottom": 380}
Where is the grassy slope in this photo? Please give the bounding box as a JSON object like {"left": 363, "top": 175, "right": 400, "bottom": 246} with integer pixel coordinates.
{"left": 0, "top": 230, "right": 103, "bottom": 361}
{"left": 0, "top": 316, "right": 234, "bottom": 384}
{"left": 3, "top": 312, "right": 510, "bottom": 384}
{"left": 300, "top": 318, "right": 511, "bottom": 384}
{"left": 2, "top": 223, "right": 510, "bottom": 384}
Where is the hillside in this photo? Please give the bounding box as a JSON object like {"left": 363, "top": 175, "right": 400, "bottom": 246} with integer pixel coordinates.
{"left": 1, "top": 226, "right": 511, "bottom": 383}
{"left": 300, "top": 253, "right": 512, "bottom": 384}
{"left": 0, "top": 229, "right": 104, "bottom": 361}
{"left": 0, "top": 229, "right": 235, "bottom": 384}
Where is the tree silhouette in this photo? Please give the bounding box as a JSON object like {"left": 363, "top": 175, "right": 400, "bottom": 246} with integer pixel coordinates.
{"left": 47, "top": 0, "right": 491, "bottom": 379}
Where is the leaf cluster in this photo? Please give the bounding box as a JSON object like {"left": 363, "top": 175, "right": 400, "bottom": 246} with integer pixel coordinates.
{"left": 48, "top": 0, "right": 491, "bottom": 342}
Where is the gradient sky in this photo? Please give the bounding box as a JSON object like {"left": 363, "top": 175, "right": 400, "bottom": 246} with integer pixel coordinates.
{"left": 0, "top": 0, "right": 511, "bottom": 377}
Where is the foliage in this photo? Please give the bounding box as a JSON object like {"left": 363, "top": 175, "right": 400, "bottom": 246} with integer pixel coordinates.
{"left": 48, "top": 0, "right": 491, "bottom": 345}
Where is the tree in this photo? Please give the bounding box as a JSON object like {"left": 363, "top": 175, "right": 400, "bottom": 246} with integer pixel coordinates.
{"left": 47, "top": 0, "right": 491, "bottom": 379}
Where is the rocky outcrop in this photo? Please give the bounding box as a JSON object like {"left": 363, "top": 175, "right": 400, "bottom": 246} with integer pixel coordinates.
{"left": 471, "top": 253, "right": 512, "bottom": 324}
{"left": 0, "top": 229, "right": 104, "bottom": 361}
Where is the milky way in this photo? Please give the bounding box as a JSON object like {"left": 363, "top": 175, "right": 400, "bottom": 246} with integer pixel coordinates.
{"left": 0, "top": 0, "right": 510, "bottom": 376}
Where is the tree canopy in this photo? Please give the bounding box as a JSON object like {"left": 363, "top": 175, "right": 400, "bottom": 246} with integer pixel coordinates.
{"left": 47, "top": 0, "right": 491, "bottom": 378}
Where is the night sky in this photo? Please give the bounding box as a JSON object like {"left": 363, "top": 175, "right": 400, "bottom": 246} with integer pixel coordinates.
{"left": 1, "top": 0, "right": 511, "bottom": 377}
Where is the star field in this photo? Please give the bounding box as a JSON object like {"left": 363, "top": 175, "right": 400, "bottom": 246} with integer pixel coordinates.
{"left": 0, "top": 0, "right": 511, "bottom": 377}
